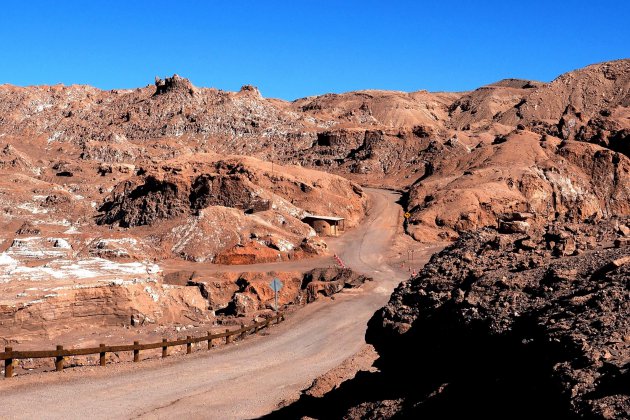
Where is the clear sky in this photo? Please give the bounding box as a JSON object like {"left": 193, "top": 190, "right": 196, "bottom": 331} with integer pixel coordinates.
{"left": 1, "top": 1, "right": 628, "bottom": 99}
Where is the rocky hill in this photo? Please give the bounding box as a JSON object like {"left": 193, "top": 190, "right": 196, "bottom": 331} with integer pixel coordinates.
{"left": 95, "top": 152, "right": 366, "bottom": 263}
{"left": 1, "top": 60, "right": 628, "bottom": 244}
{"left": 264, "top": 218, "right": 629, "bottom": 419}
{"left": 361, "top": 219, "right": 629, "bottom": 419}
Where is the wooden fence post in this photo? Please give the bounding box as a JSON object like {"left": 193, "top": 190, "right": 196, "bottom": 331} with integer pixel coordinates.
{"left": 4, "top": 347, "right": 13, "bottom": 378}
{"left": 133, "top": 341, "right": 140, "bottom": 362}
{"left": 207, "top": 332, "right": 212, "bottom": 350}
{"left": 99, "top": 344, "right": 106, "bottom": 366}
{"left": 55, "top": 345, "right": 64, "bottom": 372}
{"left": 186, "top": 336, "right": 192, "bottom": 354}
{"left": 162, "top": 338, "right": 168, "bottom": 358}
{"left": 226, "top": 329, "right": 231, "bottom": 344}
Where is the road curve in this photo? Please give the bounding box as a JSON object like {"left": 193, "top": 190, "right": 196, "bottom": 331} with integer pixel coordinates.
{"left": 0, "top": 188, "right": 436, "bottom": 419}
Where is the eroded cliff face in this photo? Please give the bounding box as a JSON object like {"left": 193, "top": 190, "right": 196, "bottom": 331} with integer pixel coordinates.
{"left": 0, "top": 265, "right": 370, "bottom": 350}
{"left": 0, "top": 280, "right": 208, "bottom": 341}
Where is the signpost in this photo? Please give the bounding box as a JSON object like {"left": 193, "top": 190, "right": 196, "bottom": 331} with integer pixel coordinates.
{"left": 270, "top": 278, "right": 283, "bottom": 312}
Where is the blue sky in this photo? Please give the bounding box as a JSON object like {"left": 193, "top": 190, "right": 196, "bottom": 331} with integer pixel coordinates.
{"left": 1, "top": 1, "right": 628, "bottom": 99}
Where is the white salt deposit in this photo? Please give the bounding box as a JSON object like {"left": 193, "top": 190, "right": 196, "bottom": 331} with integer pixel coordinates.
{"left": 0, "top": 253, "right": 18, "bottom": 266}
{"left": 17, "top": 203, "right": 48, "bottom": 214}
{"left": 0, "top": 251, "right": 161, "bottom": 283}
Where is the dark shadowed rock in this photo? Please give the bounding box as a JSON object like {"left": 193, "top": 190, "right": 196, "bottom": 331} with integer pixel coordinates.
{"left": 265, "top": 218, "right": 629, "bottom": 419}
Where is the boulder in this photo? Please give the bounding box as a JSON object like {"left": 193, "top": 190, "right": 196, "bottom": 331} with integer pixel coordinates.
{"left": 499, "top": 220, "right": 530, "bottom": 234}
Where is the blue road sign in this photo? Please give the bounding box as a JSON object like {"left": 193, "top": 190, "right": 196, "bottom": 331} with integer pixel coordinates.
{"left": 270, "top": 278, "right": 283, "bottom": 292}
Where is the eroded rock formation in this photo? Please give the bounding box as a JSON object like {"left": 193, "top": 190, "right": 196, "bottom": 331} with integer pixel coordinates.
{"left": 265, "top": 219, "right": 629, "bottom": 419}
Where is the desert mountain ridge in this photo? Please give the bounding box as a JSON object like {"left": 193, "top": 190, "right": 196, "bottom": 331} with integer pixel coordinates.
{"left": 0, "top": 58, "right": 628, "bottom": 243}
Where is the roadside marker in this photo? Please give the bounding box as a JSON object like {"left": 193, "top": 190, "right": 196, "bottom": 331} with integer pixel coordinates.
{"left": 270, "top": 278, "right": 283, "bottom": 312}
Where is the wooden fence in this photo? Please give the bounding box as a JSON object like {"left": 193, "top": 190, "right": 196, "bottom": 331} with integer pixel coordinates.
{"left": 0, "top": 313, "right": 284, "bottom": 378}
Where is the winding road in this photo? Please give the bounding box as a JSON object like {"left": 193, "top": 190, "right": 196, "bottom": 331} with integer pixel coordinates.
{"left": 0, "top": 189, "right": 439, "bottom": 419}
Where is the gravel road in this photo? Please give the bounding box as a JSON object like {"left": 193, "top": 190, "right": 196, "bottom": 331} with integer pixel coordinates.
{"left": 0, "top": 188, "right": 439, "bottom": 419}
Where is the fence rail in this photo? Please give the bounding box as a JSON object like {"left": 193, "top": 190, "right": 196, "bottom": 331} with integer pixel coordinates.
{"left": 1, "top": 313, "right": 284, "bottom": 378}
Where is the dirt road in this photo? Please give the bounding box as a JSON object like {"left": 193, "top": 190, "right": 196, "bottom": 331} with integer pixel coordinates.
{"left": 0, "top": 189, "right": 440, "bottom": 419}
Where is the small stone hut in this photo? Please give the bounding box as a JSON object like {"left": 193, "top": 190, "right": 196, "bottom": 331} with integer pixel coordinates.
{"left": 302, "top": 214, "right": 345, "bottom": 237}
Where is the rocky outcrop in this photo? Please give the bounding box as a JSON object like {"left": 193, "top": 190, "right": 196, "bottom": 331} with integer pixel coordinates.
{"left": 404, "top": 130, "right": 630, "bottom": 241}
{"left": 97, "top": 154, "right": 366, "bottom": 227}
{"left": 93, "top": 153, "right": 365, "bottom": 262}
{"left": 303, "top": 267, "right": 371, "bottom": 302}
{"left": 493, "top": 60, "right": 630, "bottom": 156}
{"left": 187, "top": 267, "right": 372, "bottom": 317}
{"left": 267, "top": 219, "right": 629, "bottom": 419}
{"left": 154, "top": 74, "right": 195, "bottom": 96}
{"left": 359, "top": 219, "right": 630, "bottom": 419}
{"left": 447, "top": 79, "right": 543, "bottom": 130}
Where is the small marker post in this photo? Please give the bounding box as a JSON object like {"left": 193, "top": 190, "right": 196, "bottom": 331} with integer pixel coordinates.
{"left": 270, "top": 278, "right": 283, "bottom": 312}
